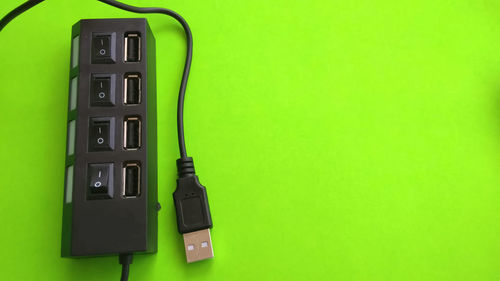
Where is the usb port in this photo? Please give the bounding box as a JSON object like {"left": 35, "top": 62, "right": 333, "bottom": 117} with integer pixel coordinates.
{"left": 123, "top": 162, "right": 140, "bottom": 197}
{"left": 124, "top": 117, "right": 141, "bottom": 150}
{"left": 124, "top": 74, "right": 141, "bottom": 104}
{"left": 124, "top": 33, "right": 141, "bottom": 62}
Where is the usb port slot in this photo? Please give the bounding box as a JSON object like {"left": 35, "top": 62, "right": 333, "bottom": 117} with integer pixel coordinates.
{"left": 124, "top": 74, "right": 141, "bottom": 104}
{"left": 124, "top": 33, "right": 141, "bottom": 62}
{"left": 124, "top": 117, "right": 141, "bottom": 150}
{"left": 123, "top": 162, "right": 140, "bottom": 197}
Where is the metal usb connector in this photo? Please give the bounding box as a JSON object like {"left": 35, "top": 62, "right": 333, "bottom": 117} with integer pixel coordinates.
{"left": 183, "top": 229, "right": 214, "bottom": 263}
{"left": 124, "top": 74, "right": 141, "bottom": 104}
{"left": 124, "top": 116, "right": 141, "bottom": 150}
{"left": 174, "top": 158, "right": 214, "bottom": 263}
{"left": 124, "top": 33, "right": 141, "bottom": 62}
{"left": 122, "top": 162, "right": 140, "bottom": 198}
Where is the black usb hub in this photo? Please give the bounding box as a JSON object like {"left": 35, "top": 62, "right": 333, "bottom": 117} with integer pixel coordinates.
{"left": 1, "top": 0, "right": 216, "bottom": 279}
{"left": 61, "top": 18, "right": 158, "bottom": 257}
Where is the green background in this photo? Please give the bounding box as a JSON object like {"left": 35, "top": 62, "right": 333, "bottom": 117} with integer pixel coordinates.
{"left": 1, "top": 0, "right": 500, "bottom": 280}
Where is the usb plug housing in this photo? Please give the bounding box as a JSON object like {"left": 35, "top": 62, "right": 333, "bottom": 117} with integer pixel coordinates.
{"left": 173, "top": 157, "right": 213, "bottom": 262}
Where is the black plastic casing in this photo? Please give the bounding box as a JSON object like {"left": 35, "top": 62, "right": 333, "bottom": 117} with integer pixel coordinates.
{"left": 61, "top": 18, "right": 158, "bottom": 257}
{"left": 174, "top": 158, "right": 213, "bottom": 233}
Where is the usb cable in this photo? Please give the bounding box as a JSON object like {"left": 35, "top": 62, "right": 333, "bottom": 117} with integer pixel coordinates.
{"left": 98, "top": 0, "right": 214, "bottom": 277}
{"left": 0, "top": 0, "right": 45, "bottom": 32}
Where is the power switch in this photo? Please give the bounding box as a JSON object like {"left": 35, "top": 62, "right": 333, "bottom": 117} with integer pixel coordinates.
{"left": 90, "top": 74, "right": 115, "bottom": 106}
{"left": 87, "top": 163, "right": 113, "bottom": 199}
{"left": 91, "top": 33, "right": 116, "bottom": 64}
{"left": 89, "top": 117, "right": 115, "bottom": 151}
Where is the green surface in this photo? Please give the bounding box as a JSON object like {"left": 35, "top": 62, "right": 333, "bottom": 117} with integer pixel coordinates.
{"left": 1, "top": 0, "right": 500, "bottom": 280}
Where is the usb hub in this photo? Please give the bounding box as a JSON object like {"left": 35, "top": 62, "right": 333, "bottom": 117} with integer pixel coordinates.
{"left": 2, "top": 0, "right": 217, "bottom": 280}
{"left": 62, "top": 18, "right": 157, "bottom": 257}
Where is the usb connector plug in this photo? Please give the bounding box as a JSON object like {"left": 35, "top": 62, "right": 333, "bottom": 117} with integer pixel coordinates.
{"left": 182, "top": 229, "right": 213, "bottom": 263}
{"left": 173, "top": 157, "right": 214, "bottom": 263}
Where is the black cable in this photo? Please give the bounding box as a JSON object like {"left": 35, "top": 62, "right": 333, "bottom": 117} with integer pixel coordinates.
{"left": 119, "top": 253, "right": 133, "bottom": 281}
{"left": 98, "top": 0, "right": 192, "bottom": 159}
{"left": 121, "top": 263, "right": 130, "bottom": 281}
{"left": 0, "top": 0, "right": 45, "bottom": 32}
